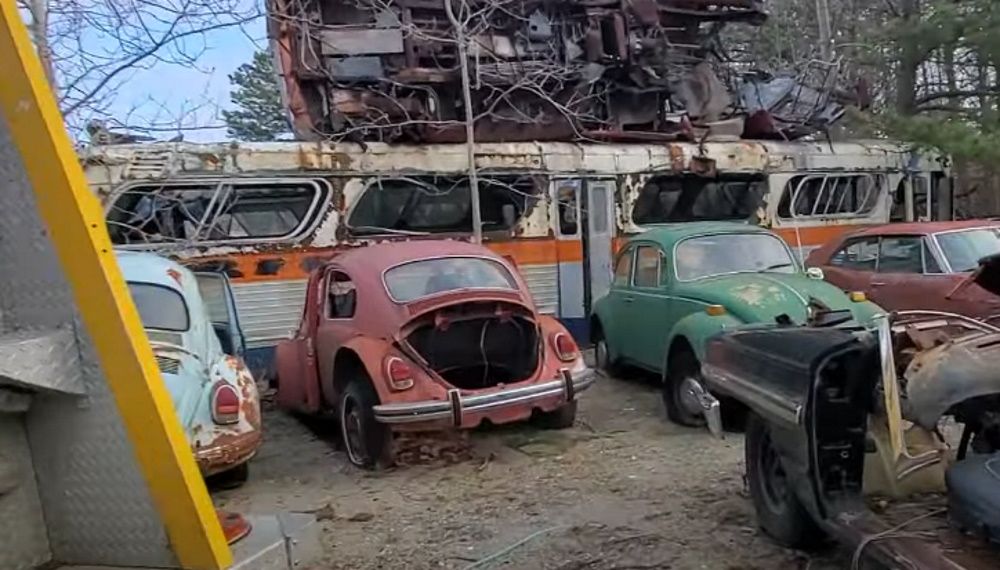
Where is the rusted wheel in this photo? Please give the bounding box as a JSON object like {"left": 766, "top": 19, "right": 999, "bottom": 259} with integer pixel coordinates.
{"left": 339, "top": 377, "right": 393, "bottom": 470}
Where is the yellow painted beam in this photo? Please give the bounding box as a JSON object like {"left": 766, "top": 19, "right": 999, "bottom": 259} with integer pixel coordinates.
{"left": 0, "top": 2, "right": 231, "bottom": 569}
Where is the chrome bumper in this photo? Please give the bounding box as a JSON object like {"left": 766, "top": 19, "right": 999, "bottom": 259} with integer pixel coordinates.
{"left": 373, "top": 368, "right": 597, "bottom": 425}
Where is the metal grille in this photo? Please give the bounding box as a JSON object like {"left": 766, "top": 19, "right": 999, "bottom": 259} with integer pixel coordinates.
{"left": 231, "top": 280, "right": 308, "bottom": 348}
{"left": 155, "top": 355, "right": 180, "bottom": 374}
{"left": 518, "top": 263, "right": 558, "bottom": 315}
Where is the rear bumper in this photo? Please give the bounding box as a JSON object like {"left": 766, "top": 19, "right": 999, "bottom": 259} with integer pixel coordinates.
{"left": 195, "top": 430, "right": 262, "bottom": 476}
{"left": 373, "top": 367, "right": 596, "bottom": 426}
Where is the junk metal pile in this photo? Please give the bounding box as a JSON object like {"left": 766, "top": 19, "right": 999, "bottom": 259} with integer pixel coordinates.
{"left": 270, "top": 0, "right": 859, "bottom": 142}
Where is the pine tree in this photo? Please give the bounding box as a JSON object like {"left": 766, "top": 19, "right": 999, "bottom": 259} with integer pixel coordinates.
{"left": 223, "top": 50, "right": 289, "bottom": 141}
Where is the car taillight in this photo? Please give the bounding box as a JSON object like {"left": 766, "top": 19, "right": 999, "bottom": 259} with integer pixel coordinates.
{"left": 385, "top": 356, "right": 414, "bottom": 391}
{"left": 211, "top": 382, "right": 240, "bottom": 425}
{"left": 552, "top": 332, "right": 578, "bottom": 362}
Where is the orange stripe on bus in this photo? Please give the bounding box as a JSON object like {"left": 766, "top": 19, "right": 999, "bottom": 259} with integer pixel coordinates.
{"left": 772, "top": 224, "right": 871, "bottom": 247}
{"left": 486, "top": 239, "right": 583, "bottom": 264}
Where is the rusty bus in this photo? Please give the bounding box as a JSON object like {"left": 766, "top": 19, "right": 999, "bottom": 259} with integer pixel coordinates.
{"left": 81, "top": 139, "right": 950, "bottom": 376}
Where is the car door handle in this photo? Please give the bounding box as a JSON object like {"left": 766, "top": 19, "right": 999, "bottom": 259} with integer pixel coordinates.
{"left": 871, "top": 281, "right": 886, "bottom": 287}
{"left": 624, "top": 296, "right": 635, "bottom": 303}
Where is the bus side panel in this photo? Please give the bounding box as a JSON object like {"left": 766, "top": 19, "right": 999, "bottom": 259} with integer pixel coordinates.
{"left": 186, "top": 248, "right": 337, "bottom": 380}
{"left": 486, "top": 240, "right": 560, "bottom": 318}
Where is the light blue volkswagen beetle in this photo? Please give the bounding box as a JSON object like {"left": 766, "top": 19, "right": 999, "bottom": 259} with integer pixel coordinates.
{"left": 117, "top": 251, "right": 262, "bottom": 486}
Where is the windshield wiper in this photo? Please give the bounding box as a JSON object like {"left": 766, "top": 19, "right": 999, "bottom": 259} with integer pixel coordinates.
{"left": 759, "top": 262, "right": 794, "bottom": 272}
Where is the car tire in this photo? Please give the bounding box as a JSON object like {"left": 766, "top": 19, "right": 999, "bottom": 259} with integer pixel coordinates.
{"left": 209, "top": 462, "right": 249, "bottom": 490}
{"left": 593, "top": 328, "right": 620, "bottom": 376}
{"left": 745, "top": 413, "right": 823, "bottom": 547}
{"left": 533, "top": 400, "right": 578, "bottom": 429}
{"left": 339, "top": 376, "right": 393, "bottom": 470}
{"left": 663, "top": 347, "right": 707, "bottom": 428}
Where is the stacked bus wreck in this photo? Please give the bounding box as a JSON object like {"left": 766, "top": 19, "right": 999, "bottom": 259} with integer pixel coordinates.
{"left": 269, "top": 0, "right": 855, "bottom": 143}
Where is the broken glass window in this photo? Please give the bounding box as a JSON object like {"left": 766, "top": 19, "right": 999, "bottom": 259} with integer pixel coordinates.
{"left": 107, "top": 181, "right": 327, "bottom": 246}
{"left": 778, "top": 175, "right": 883, "bottom": 218}
{"left": 632, "top": 176, "right": 766, "bottom": 225}
{"left": 348, "top": 175, "right": 540, "bottom": 235}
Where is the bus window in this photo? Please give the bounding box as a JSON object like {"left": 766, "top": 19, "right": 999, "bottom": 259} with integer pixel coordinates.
{"left": 778, "top": 174, "right": 883, "bottom": 219}
{"left": 348, "top": 176, "right": 540, "bottom": 235}
{"left": 107, "top": 180, "right": 329, "bottom": 246}
{"left": 632, "top": 176, "right": 766, "bottom": 225}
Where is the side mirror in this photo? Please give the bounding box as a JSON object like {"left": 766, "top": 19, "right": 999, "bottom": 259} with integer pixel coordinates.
{"left": 806, "top": 267, "right": 825, "bottom": 280}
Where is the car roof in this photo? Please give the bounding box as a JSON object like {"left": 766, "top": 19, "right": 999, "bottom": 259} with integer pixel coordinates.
{"left": 851, "top": 219, "right": 1000, "bottom": 237}
{"left": 115, "top": 250, "right": 190, "bottom": 292}
{"left": 332, "top": 239, "right": 507, "bottom": 273}
{"left": 628, "top": 222, "right": 772, "bottom": 248}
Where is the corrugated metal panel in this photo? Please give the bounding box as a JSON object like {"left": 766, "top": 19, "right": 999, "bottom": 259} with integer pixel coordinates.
{"left": 231, "top": 280, "right": 308, "bottom": 348}
{"left": 519, "top": 263, "right": 558, "bottom": 315}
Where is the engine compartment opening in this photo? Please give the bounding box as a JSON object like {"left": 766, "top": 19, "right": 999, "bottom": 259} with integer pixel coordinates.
{"left": 406, "top": 303, "right": 540, "bottom": 390}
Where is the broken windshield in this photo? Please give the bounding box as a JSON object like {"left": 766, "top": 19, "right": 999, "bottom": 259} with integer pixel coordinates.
{"left": 632, "top": 176, "right": 766, "bottom": 225}
{"left": 348, "top": 176, "right": 539, "bottom": 235}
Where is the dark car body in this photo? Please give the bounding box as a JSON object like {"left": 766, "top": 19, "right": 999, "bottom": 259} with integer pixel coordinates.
{"left": 806, "top": 220, "right": 1000, "bottom": 320}
{"left": 275, "top": 240, "right": 595, "bottom": 468}
{"left": 703, "top": 313, "right": 1000, "bottom": 568}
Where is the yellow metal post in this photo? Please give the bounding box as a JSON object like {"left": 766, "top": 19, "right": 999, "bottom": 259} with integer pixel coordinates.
{"left": 0, "top": 2, "right": 232, "bottom": 568}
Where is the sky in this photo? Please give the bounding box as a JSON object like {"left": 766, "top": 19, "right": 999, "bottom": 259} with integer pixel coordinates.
{"left": 96, "top": 15, "right": 266, "bottom": 142}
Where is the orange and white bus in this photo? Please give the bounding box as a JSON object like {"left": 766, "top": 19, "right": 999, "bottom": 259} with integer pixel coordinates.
{"left": 82, "top": 139, "right": 950, "bottom": 376}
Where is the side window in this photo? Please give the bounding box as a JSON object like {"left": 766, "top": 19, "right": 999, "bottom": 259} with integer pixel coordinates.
{"left": 613, "top": 248, "right": 634, "bottom": 287}
{"left": 327, "top": 271, "right": 357, "bottom": 319}
{"left": 923, "top": 239, "right": 942, "bottom": 273}
{"left": 107, "top": 180, "right": 329, "bottom": 246}
{"left": 778, "top": 175, "right": 883, "bottom": 219}
{"left": 556, "top": 183, "right": 580, "bottom": 236}
{"left": 878, "top": 237, "right": 924, "bottom": 274}
{"left": 829, "top": 237, "right": 879, "bottom": 271}
{"left": 633, "top": 246, "right": 661, "bottom": 288}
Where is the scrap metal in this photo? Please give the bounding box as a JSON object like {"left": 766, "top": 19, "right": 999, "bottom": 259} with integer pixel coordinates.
{"left": 269, "top": 0, "right": 858, "bottom": 143}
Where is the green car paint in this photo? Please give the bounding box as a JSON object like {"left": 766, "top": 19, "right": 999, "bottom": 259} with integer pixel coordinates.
{"left": 591, "top": 222, "right": 883, "bottom": 377}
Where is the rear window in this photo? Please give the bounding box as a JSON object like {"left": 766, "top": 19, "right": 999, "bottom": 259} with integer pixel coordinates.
{"left": 384, "top": 257, "right": 518, "bottom": 302}
{"left": 127, "top": 282, "right": 190, "bottom": 331}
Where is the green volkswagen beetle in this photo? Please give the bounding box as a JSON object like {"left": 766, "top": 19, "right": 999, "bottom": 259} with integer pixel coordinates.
{"left": 590, "top": 222, "right": 882, "bottom": 428}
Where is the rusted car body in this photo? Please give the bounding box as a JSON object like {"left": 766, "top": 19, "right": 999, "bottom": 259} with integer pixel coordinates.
{"left": 806, "top": 221, "right": 1000, "bottom": 320}
{"left": 275, "top": 240, "right": 595, "bottom": 468}
{"left": 703, "top": 311, "right": 1000, "bottom": 568}
{"left": 268, "top": 0, "right": 859, "bottom": 143}
{"left": 118, "top": 252, "right": 262, "bottom": 483}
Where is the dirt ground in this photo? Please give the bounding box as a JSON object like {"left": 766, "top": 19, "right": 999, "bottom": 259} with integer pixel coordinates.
{"left": 216, "top": 369, "right": 844, "bottom": 570}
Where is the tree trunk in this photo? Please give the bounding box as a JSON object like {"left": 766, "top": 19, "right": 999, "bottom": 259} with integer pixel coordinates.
{"left": 25, "top": 0, "right": 57, "bottom": 92}
{"left": 895, "top": 0, "right": 920, "bottom": 115}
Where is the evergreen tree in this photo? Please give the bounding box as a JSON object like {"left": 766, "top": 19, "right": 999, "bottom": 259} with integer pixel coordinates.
{"left": 223, "top": 50, "right": 289, "bottom": 141}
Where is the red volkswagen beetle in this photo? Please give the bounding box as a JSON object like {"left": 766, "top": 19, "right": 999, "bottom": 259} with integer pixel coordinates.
{"left": 275, "top": 240, "right": 595, "bottom": 468}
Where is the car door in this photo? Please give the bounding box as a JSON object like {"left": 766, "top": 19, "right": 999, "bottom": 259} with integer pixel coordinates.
{"left": 194, "top": 271, "right": 246, "bottom": 357}
{"left": 628, "top": 243, "right": 671, "bottom": 370}
{"left": 821, "top": 236, "right": 880, "bottom": 296}
{"left": 603, "top": 245, "right": 636, "bottom": 361}
{"left": 315, "top": 268, "right": 359, "bottom": 405}
{"left": 870, "top": 235, "right": 957, "bottom": 313}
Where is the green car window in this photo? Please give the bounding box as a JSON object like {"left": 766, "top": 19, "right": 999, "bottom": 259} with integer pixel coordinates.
{"left": 634, "top": 246, "right": 661, "bottom": 287}
{"left": 613, "top": 248, "right": 633, "bottom": 287}
{"left": 675, "top": 233, "right": 796, "bottom": 281}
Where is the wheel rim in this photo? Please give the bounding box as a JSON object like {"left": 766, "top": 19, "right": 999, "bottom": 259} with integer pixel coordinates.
{"left": 758, "top": 431, "right": 789, "bottom": 513}
{"left": 341, "top": 396, "right": 368, "bottom": 466}
{"left": 677, "top": 376, "right": 704, "bottom": 418}
{"left": 596, "top": 340, "right": 609, "bottom": 371}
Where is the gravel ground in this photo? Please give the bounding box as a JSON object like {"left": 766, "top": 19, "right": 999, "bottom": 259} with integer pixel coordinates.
{"left": 215, "top": 369, "right": 844, "bottom": 569}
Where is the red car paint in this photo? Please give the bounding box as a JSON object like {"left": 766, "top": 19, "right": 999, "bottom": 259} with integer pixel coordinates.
{"left": 275, "top": 240, "right": 594, "bottom": 433}
{"left": 806, "top": 220, "right": 1000, "bottom": 320}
